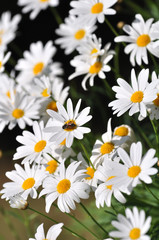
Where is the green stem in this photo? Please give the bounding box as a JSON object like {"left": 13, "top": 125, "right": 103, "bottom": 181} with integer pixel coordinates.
{"left": 101, "top": 78, "right": 114, "bottom": 100}
{"left": 150, "top": 119, "right": 159, "bottom": 157}
{"left": 111, "top": 203, "right": 118, "bottom": 215}
{"left": 80, "top": 202, "right": 109, "bottom": 236}
{"left": 28, "top": 206, "right": 87, "bottom": 240}
{"left": 50, "top": 7, "right": 62, "bottom": 25}
{"left": 105, "top": 17, "right": 119, "bottom": 37}
{"left": 143, "top": 182, "right": 159, "bottom": 203}
{"left": 79, "top": 142, "right": 95, "bottom": 170}
{"left": 47, "top": 153, "right": 60, "bottom": 164}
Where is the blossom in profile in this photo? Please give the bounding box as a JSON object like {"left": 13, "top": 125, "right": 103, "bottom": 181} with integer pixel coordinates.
{"left": 0, "top": 11, "right": 21, "bottom": 51}
{"left": 1, "top": 163, "right": 46, "bottom": 200}
{"left": 55, "top": 15, "right": 96, "bottom": 55}
{"left": 39, "top": 161, "right": 90, "bottom": 213}
{"left": 110, "top": 206, "right": 152, "bottom": 240}
{"left": 16, "top": 41, "right": 56, "bottom": 85}
{"left": 18, "top": 0, "right": 59, "bottom": 20}
{"left": 45, "top": 98, "right": 92, "bottom": 148}
{"left": 109, "top": 68, "right": 158, "bottom": 120}
{"left": 69, "top": 43, "right": 114, "bottom": 90}
{"left": 114, "top": 14, "right": 159, "bottom": 66}
{"left": 70, "top": 0, "right": 117, "bottom": 24}
{"left": 29, "top": 223, "right": 63, "bottom": 240}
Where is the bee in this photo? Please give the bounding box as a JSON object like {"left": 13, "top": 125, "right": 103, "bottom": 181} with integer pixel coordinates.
{"left": 62, "top": 121, "right": 76, "bottom": 130}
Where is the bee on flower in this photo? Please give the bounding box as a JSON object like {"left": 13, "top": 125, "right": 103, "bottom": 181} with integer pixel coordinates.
{"left": 45, "top": 98, "right": 92, "bottom": 148}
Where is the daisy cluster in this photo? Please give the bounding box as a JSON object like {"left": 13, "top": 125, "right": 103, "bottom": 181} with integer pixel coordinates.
{"left": 1, "top": 0, "right": 159, "bottom": 240}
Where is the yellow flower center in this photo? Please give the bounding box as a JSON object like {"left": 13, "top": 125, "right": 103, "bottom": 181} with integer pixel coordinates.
{"left": 91, "top": 48, "right": 98, "bottom": 55}
{"left": 89, "top": 61, "right": 102, "bottom": 74}
{"left": 85, "top": 167, "right": 95, "bottom": 180}
{"left": 62, "top": 120, "right": 77, "bottom": 131}
{"left": 45, "top": 160, "right": 58, "bottom": 174}
{"left": 106, "top": 176, "right": 115, "bottom": 190}
{"left": 33, "top": 62, "right": 44, "bottom": 75}
{"left": 91, "top": 3, "right": 103, "bottom": 14}
{"left": 127, "top": 166, "right": 141, "bottom": 178}
{"left": 114, "top": 126, "right": 128, "bottom": 136}
{"left": 131, "top": 91, "right": 144, "bottom": 103}
{"left": 57, "top": 179, "right": 71, "bottom": 194}
{"left": 60, "top": 138, "right": 66, "bottom": 145}
{"left": 0, "top": 61, "right": 2, "bottom": 68}
{"left": 74, "top": 29, "right": 86, "bottom": 40}
{"left": 22, "top": 178, "right": 35, "bottom": 190}
{"left": 34, "top": 140, "right": 46, "bottom": 152}
{"left": 41, "top": 88, "right": 50, "bottom": 97}
{"left": 40, "top": 0, "right": 48, "bottom": 2}
{"left": 129, "top": 228, "right": 141, "bottom": 239}
{"left": 153, "top": 93, "right": 159, "bottom": 106}
{"left": 12, "top": 109, "right": 24, "bottom": 119}
{"left": 46, "top": 100, "right": 58, "bottom": 112}
{"left": 100, "top": 142, "right": 114, "bottom": 155}
{"left": 136, "top": 34, "right": 151, "bottom": 47}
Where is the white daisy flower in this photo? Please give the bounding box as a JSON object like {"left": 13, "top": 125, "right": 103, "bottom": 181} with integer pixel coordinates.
{"left": 69, "top": 43, "right": 114, "bottom": 90}
{"left": 0, "top": 91, "right": 40, "bottom": 130}
{"left": 39, "top": 161, "right": 90, "bottom": 213}
{"left": 45, "top": 98, "right": 92, "bottom": 148}
{"left": 95, "top": 159, "right": 129, "bottom": 208}
{"left": 0, "top": 51, "right": 11, "bottom": 73}
{"left": 114, "top": 14, "right": 159, "bottom": 66}
{"left": 70, "top": 0, "right": 117, "bottom": 24}
{"left": 29, "top": 223, "right": 63, "bottom": 240}
{"left": 18, "top": 0, "right": 59, "bottom": 20}
{"left": 109, "top": 68, "right": 158, "bottom": 120}
{"left": 90, "top": 118, "right": 125, "bottom": 168}
{"left": 1, "top": 163, "right": 46, "bottom": 200}
{"left": 16, "top": 41, "right": 56, "bottom": 85}
{"left": 13, "top": 121, "right": 53, "bottom": 165}
{"left": 146, "top": 71, "right": 159, "bottom": 120}
{"left": 55, "top": 15, "right": 96, "bottom": 55}
{"left": 0, "top": 73, "right": 16, "bottom": 99}
{"left": 110, "top": 206, "right": 152, "bottom": 240}
{"left": 109, "top": 142, "right": 158, "bottom": 189}
{"left": 0, "top": 11, "right": 21, "bottom": 52}
{"left": 76, "top": 152, "right": 98, "bottom": 189}
{"left": 74, "top": 34, "right": 105, "bottom": 63}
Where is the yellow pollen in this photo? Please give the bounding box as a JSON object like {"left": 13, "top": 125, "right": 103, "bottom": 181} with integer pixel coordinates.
{"left": 33, "top": 62, "right": 44, "bottom": 75}
{"left": 85, "top": 167, "right": 95, "bottom": 180}
{"left": 100, "top": 142, "right": 114, "bottom": 155}
{"left": 91, "top": 48, "right": 98, "bottom": 55}
{"left": 34, "top": 140, "right": 46, "bottom": 152}
{"left": 12, "top": 109, "right": 24, "bottom": 119}
{"left": 45, "top": 160, "right": 58, "bottom": 174}
{"left": 89, "top": 61, "right": 102, "bottom": 74}
{"left": 131, "top": 91, "right": 144, "bottom": 103}
{"left": 22, "top": 178, "right": 35, "bottom": 190}
{"left": 60, "top": 138, "right": 66, "bottom": 145}
{"left": 74, "top": 29, "right": 86, "bottom": 40}
{"left": 129, "top": 228, "right": 141, "bottom": 240}
{"left": 63, "top": 120, "right": 77, "bottom": 131}
{"left": 106, "top": 176, "right": 115, "bottom": 190}
{"left": 46, "top": 100, "right": 57, "bottom": 112}
{"left": 41, "top": 88, "right": 50, "bottom": 97}
{"left": 136, "top": 34, "right": 150, "bottom": 47}
{"left": 57, "top": 179, "right": 71, "bottom": 194}
{"left": 40, "top": 0, "right": 48, "bottom": 2}
{"left": 0, "top": 61, "right": 2, "bottom": 68}
{"left": 114, "top": 126, "right": 128, "bottom": 136}
{"left": 127, "top": 166, "right": 141, "bottom": 178}
{"left": 91, "top": 3, "right": 103, "bottom": 14}
{"left": 153, "top": 93, "right": 159, "bottom": 106}
{"left": 6, "top": 91, "right": 11, "bottom": 98}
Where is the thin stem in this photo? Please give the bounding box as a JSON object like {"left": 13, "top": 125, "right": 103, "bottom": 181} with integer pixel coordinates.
{"left": 50, "top": 7, "right": 62, "bottom": 25}
{"left": 101, "top": 78, "right": 114, "bottom": 100}
{"left": 79, "top": 142, "right": 95, "bottom": 171}
{"left": 111, "top": 203, "right": 118, "bottom": 215}
{"left": 47, "top": 152, "right": 60, "bottom": 164}
{"left": 150, "top": 119, "right": 159, "bottom": 157}
{"left": 28, "top": 206, "right": 87, "bottom": 240}
{"left": 142, "top": 182, "right": 159, "bottom": 203}
{"left": 80, "top": 202, "right": 109, "bottom": 236}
